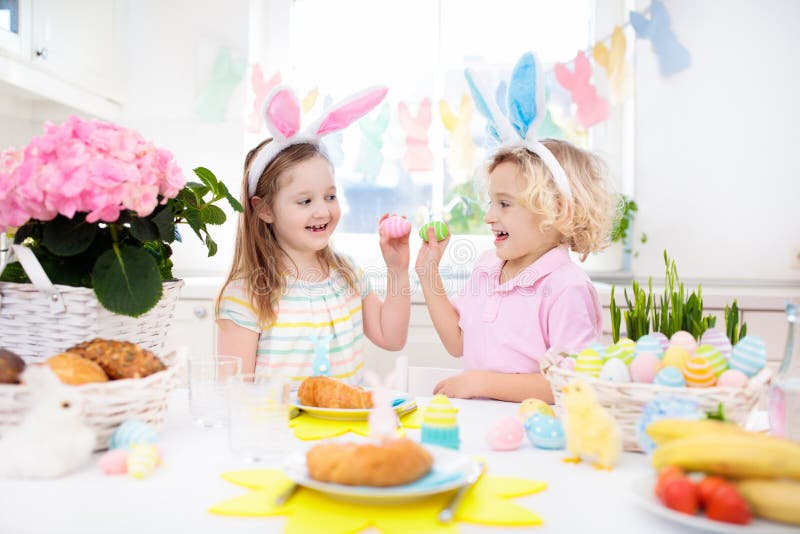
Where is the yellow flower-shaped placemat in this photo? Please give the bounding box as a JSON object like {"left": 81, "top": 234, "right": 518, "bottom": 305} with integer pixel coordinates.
{"left": 289, "top": 408, "right": 422, "bottom": 440}
{"left": 209, "top": 468, "right": 546, "bottom": 534}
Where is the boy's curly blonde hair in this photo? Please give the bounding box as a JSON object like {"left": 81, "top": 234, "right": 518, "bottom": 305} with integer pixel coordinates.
{"left": 488, "top": 139, "right": 616, "bottom": 261}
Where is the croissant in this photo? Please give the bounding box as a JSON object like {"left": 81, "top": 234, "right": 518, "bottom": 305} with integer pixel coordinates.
{"left": 297, "top": 376, "right": 373, "bottom": 409}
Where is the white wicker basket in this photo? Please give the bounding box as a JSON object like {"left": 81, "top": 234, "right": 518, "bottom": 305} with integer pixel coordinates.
{"left": 541, "top": 357, "right": 772, "bottom": 453}
{"left": 0, "top": 352, "right": 178, "bottom": 451}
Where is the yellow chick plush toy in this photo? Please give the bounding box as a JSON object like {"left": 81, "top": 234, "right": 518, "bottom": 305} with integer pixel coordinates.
{"left": 561, "top": 379, "right": 621, "bottom": 470}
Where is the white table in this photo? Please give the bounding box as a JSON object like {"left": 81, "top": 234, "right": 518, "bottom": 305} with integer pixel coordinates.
{"left": 0, "top": 390, "right": 695, "bottom": 534}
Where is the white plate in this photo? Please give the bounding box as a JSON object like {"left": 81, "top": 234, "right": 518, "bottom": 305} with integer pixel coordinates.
{"left": 630, "top": 474, "right": 799, "bottom": 533}
{"left": 284, "top": 443, "right": 481, "bottom": 504}
{"left": 291, "top": 390, "right": 416, "bottom": 421}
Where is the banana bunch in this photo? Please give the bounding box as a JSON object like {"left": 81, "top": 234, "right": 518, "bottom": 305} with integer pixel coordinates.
{"left": 648, "top": 418, "right": 800, "bottom": 525}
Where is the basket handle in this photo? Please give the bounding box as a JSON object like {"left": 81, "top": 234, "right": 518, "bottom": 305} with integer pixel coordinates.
{"left": 4, "top": 244, "right": 66, "bottom": 313}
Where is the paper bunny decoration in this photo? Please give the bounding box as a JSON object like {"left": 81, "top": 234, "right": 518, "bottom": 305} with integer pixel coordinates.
{"left": 0, "top": 366, "right": 95, "bottom": 478}
{"left": 398, "top": 98, "right": 434, "bottom": 173}
{"left": 364, "top": 369, "right": 399, "bottom": 440}
{"left": 630, "top": 0, "right": 691, "bottom": 77}
{"left": 193, "top": 46, "right": 246, "bottom": 123}
{"left": 355, "top": 102, "right": 390, "bottom": 179}
{"left": 465, "top": 51, "right": 573, "bottom": 202}
{"left": 310, "top": 333, "right": 335, "bottom": 376}
{"left": 592, "top": 26, "right": 632, "bottom": 104}
{"left": 439, "top": 95, "right": 476, "bottom": 172}
{"left": 247, "top": 66, "right": 282, "bottom": 133}
{"left": 247, "top": 85, "right": 388, "bottom": 196}
{"left": 554, "top": 51, "right": 610, "bottom": 129}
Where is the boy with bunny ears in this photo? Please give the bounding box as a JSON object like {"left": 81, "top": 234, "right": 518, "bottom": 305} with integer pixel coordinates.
{"left": 216, "top": 86, "right": 411, "bottom": 388}
{"left": 416, "top": 52, "right": 615, "bottom": 403}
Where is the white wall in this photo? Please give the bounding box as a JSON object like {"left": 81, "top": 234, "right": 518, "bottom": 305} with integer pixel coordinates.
{"left": 631, "top": 0, "right": 800, "bottom": 284}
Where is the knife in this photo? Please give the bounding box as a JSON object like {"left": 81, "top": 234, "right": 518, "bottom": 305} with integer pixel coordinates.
{"left": 437, "top": 458, "right": 486, "bottom": 523}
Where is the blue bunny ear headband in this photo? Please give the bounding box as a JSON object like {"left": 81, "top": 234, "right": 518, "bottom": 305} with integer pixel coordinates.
{"left": 465, "top": 52, "right": 573, "bottom": 202}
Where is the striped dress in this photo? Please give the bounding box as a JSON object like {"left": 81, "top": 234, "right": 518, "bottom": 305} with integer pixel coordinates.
{"left": 218, "top": 262, "right": 371, "bottom": 389}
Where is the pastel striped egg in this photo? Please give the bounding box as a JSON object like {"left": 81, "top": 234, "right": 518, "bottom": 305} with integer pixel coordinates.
{"left": 109, "top": 420, "right": 157, "bottom": 450}
{"left": 729, "top": 336, "right": 767, "bottom": 377}
{"left": 653, "top": 366, "right": 686, "bottom": 387}
{"left": 700, "top": 327, "right": 733, "bottom": 360}
{"left": 717, "top": 369, "right": 749, "bottom": 388}
{"left": 635, "top": 335, "right": 664, "bottom": 358}
{"left": 606, "top": 339, "right": 635, "bottom": 365}
{"left": 599, "top": 358, "right": 631, "bottom": 382}
{"left": 695, "top": 344, "right": 727, "bottom": 376}
{"left": 379, "top": 215, "right": 411, "bottom": 238}
{"left": 670, "top": 331, "right": 697, "bottom": 355}
{"left": 587, "top": 342, "right": 607, "bottom": 360}
{"left": 574, "top": 349, "right": 603, "bottom": 377}
{"left": 661, "top": 346, "right": 690, "bottom": 370}
{"left": 630, "top": 352, "right": 661, "bottom": 383}
{"left": 650, "top": 331, "right": 670, "bottom": 352}
{"left": 418, "top": 221, "right": 449, "bottom": 242}
{"left": 127, "top": 444, "right": 160, "bottom": 479}
{"left": 682, "top": 356, "right": 717, "bottom": 388}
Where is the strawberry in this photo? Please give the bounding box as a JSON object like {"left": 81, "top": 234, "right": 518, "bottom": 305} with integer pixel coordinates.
{"left": 655, "top": 466, "right": 684, "bottom": 501}
{"left": 705, "top": 485, "right": 752, "bottom": 525}
{"left": 696, "top": 476, "right": 728, "bottom": 506}
{"left": 662, "top": 477, "right": 699, "bottom": 515}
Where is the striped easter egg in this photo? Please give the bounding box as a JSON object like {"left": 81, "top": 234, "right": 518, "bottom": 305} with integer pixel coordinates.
{"left": 635, "top": 335, "right": 664, "bottom": 358}
{"left": 670, "top": 330, "right": 697, "bottom": 355}
{"left": 109, "top": 420, "right": 157, "bottom": 450}
{"left": 379, "top": 215, "right": 411, "bottom": 238}
{"left": 574, "top": 349, "right": 603, "bottom": 377}
{"left": 606, "top": 339, "right": 635, "bottom": 365}
{"left": 630, "top": 351, "right": 661, "bottom": 383}
{"left": 729, "top": 336, "right": 767, "bottom": 377}
{"left": 418, "top": 221, "right": 449, "bottom": 242}
{"left": 682, "top": 356, "right": 717, "bottom": 388}
{"left": 587, "top": 342, "right": 607, "bottom": 360}
{"left": 653, "top": 366, "right": 686, "bottom": 387}
{"left": 661, "top": 346, "right": 690, "bottom": 370}
{"left": 127, "top": 444, "right": 160, "bottom": 479}
{"left": 700, "top": 327, "right": 733, "bottom": 360}
{"left": 695, "top": 344, "right": 727, "bottom": 376}
{"left": 650, "top": 331, "right": 670, "bottom": 352}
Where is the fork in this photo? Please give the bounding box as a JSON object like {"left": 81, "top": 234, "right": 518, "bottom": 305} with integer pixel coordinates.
{"left": 437, "top": 458, "right": 486, "bottom": 523}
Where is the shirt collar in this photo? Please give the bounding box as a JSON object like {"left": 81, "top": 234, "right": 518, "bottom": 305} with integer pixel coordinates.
{"left": 488, "top": 245, "right": 571, "bottom": 292}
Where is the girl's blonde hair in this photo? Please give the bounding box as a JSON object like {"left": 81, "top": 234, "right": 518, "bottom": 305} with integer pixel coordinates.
{"left": 488, "top": 139, "right": 616, "bottom": 260}
{"left": 215, "top": 142, "right": 357, "bottom": 327}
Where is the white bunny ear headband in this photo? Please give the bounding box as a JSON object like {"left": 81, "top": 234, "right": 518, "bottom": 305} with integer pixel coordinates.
{"left": 247, "top": 85, "right": 389, "bottom": 197}
{"left": 465, "top": 52, "right": 573, "bottom": 202}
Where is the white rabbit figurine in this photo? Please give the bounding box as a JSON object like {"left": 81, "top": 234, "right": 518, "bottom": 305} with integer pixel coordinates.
{"left": 0, "top": 366, "right": 96, "bottom": 478}
{"left": 364, "top": 369, "right": 398, "bottom": 440}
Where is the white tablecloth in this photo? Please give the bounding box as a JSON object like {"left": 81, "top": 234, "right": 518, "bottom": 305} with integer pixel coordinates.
{"left": 0, "top": 390, "right": 696, "bottom": 534}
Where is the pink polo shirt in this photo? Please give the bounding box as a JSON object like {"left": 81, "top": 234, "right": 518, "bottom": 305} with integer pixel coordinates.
{"left": 452, "top": 245, "right": 602, "bottom": 373}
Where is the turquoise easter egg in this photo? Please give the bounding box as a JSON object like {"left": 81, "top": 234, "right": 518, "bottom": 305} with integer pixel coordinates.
{"left": 418, "top": 221, "right": 449, "bottom": 242}
{"left": 635, "top": 334, "right": 663, "bottom": 358}
{"left": 729, "top": 336, "right": 767, "bottom": 377}
{"left": 110, "top": 420, "right": 157, "bottom": 450}
{"left": 524, "top": 414, "right": 565, "bottom": 450}
{"left": 695, "top": 344, "right": 727, "bottom": 376}
{"left": 653, "top": 366, "right": 686, "bottom": 388}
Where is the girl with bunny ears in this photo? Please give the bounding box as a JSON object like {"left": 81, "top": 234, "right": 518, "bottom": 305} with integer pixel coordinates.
{"left": 216, "top": 86, "right": 411, "bottom": 386}
{"left": 416, "top": 52, "right": 615, "bottom": 403}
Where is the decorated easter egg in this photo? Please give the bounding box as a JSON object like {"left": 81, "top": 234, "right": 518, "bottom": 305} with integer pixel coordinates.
{"left": 587, "top": 342, "right": 607, "bottom": 360}
{"left": 670, "top": 331, "right": 697, "bottom": 355}
{"left": 717, "top": 369, "right": 749, "bottom": 388}
{"left": 661, "top": 346, "right": 690, "bottom": 370}
{"left": 98, "top": 449, "right": 129, "bottom": 475}
{"left": 695, "top": 344, "right": 727, "bottom": 376}
{"left": 379, "top": 214, "right": 412, "bottom": 238}
{"left": 110, "top": 420, "right": 157, "bottom": 450}
{"left": 729, "top": 336, "right": 767, "bottom": 377}
{"left": 629, "top": 352, "right": 661, "bottom": 383}
{"left": 127, "top": 443, "right": 161, "bottom": 479}
{"left": 650, "top": 331, "right": 670, "bottom": 352}
{"left": 486, "top": 416, "right": 524, "bottom": 451}
{"left": 605, "top": 339, "right": 635, "bottom": 365}
{"left": 653, "top": 366, "right": 686, "bottom": 387}
{"left": 682, "top": 356, "right": 717, "bottom": 388}
{"left": 635, "top": 335, "right": 664, "bottom": 358}
{"left": 700, "top": 327, "right": 733, "bottom": 360}
{"left": 418, "top": 221, "right": 449, "bottom": 242}
{"left": 524, "top": 414, "right": 566, "bottom": 450}
{"left": 574, "top": 349, "right": 603, "bottom": 377}
{"left": 599, "top": 358, "right": 631, "bottom": 382}
{"left": 518, "top": 398, "right": 555, "bottom": 420}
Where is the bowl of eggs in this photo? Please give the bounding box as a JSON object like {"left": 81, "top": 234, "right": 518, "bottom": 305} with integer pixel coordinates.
{"left": 541, "top": 328, "right": 772, "bottom": 452}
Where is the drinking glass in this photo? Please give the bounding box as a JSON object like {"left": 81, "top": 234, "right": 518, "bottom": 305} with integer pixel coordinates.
{"left": 228, "top": 373, "right": 291, "bottom": 462}
{"left": 187, "top": 355, "right": 241, "bottom": 428}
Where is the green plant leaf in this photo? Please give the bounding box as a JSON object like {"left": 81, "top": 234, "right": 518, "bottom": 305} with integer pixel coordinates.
{"left": 130, "top": 217, "right": 160, "bottom": 242}
{"left": 186, "top": 181, "right": 211, "bottom": 198}
{"left": 205, "top": 233, "right": 218, "bottom": 257}
{"left": 184, "top": 207, "right": 204, "bottom": 240}
{"left": 194, "top": 166, "right": 222, "bottom": 196}
{"left": 200, "top": 204, "right": 226, "bottom": 225}
{"left": 150, "top": 206, "right": 176, "bottom": 243}
{"left": 42, "top": 215, "right": 97, "bottom": 256}
{"left": 91, "top": 246, "right": 163, "bottom": 317}
{"left": 225, "top": 190, "right": 244, "bottom": 212}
